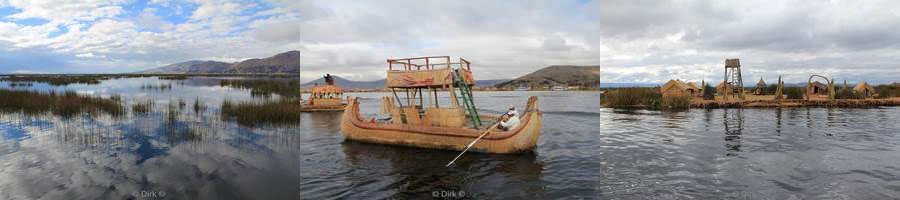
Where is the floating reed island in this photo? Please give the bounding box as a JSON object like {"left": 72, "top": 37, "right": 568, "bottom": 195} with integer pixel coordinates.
{"left": 602, "top": 84, "right": 900, "bottom": 109}
{"left": 602, "top": 58, "right": 900, "bottom": 110}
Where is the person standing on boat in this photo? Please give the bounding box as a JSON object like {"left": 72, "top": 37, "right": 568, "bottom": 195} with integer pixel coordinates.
{"left": 500, "top": 106, "right": 520, "bottom": 131}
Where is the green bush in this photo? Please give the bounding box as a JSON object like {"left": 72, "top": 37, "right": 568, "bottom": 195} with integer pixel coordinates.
{"left": 702, "top": 84, "right": 715, "bottom": 100}
{"left": 784, "top": 87, "right": 805, "bottom": 99}
{"left": 874, "top": 85, "right": 900, "bottom": 99}
{"left": 661, "top": 95, "right": 690, "bottom": 110}
{"left": 602, "top": 88, "right": 661, "bottom": 108}
{"left": 835, "top": 88, "right": 865, "bottom": 99}
{"left": 602, "top": 88, "right": 689, "bottom": 110}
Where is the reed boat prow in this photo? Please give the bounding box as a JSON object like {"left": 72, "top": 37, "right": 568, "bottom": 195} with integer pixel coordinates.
{"left": 341, "top": 95, "right": 542, "bottom": 153}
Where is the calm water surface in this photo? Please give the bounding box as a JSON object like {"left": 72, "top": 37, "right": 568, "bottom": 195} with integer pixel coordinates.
{"left": 0, "top": 77, "right": 301, "bottom": 199}
{"left": 4, "top": 79, "right": 900, "bottom": 199}
{"left": 300, "top": 91, "right": 900, "bottom": 199}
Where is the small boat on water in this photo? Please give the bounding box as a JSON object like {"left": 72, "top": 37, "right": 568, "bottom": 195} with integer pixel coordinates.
{"left": 514, "top": 85, "right": 530, "bottom": 91}
{"left": 341, "top": 56, "right": 542, "bottom": 153}
{"left": 300, "top": 74, "right": 347, "bottom": 112}
{"left": 551, "top": 85, "right": 568, "bottom": 91}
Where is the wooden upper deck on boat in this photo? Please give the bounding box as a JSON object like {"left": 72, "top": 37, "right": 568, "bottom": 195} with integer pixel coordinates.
{"left": 385, "top": 56, "right": 475, "bottom": 88}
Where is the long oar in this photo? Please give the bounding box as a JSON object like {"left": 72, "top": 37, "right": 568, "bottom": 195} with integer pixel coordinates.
{"left": 446, "top": 115, "right": 505, "bottom": 167}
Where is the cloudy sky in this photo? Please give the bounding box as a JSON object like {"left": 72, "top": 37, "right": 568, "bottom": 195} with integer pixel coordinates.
{"left": 2, "top": 0, "right": 899, "bottom": 84}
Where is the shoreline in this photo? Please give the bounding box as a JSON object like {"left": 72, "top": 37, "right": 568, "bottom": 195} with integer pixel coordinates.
{"left": 328, "top": 90, "right": 607, "bottom": 93}
{"left": 692, "top": 98, "right": 900, "bottom": 108}
{"left": 601, "top": 98, "right": 900, "bottom": 109}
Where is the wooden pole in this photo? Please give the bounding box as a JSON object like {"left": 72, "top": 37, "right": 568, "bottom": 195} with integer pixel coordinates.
{"left": 446, "top": 116, "right": 504, "bottom": 167}
{"left": 724, "top": 65, "right": 728, "bottom": 101}
{"left": 447, "top": 58, "right": 460, "bottom": 108}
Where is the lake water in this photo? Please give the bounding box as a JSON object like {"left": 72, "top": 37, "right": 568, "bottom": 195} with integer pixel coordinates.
{"left": 300, "top": 91, "right": 900, "bottom": 199}
{"left": 0, "top": 77, "right": 302, "bottom": 199}
{"left": 3, "top": 79, "right": 900, "bottom": 199}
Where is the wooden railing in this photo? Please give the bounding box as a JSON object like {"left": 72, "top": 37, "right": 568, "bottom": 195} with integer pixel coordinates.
{"left": 387, "top": 56, "right": 471, "bottom": 71}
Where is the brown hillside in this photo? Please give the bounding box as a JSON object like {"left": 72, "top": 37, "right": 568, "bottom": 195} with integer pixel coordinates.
{"left": 495, "top": 65, "right": 602, "bottom": 88}
{"left": 227, "top": 51, "right": 300, "bottom": 73}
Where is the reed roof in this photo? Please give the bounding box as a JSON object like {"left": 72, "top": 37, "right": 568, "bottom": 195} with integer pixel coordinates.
{"left": 853, "top": 81, "right": 874, "bottom": 92}
{"left": 311, "top": 85, "right": 343, "bottom": 94}
{"left": 661, "top": 79, "right": 699, "bottom": 97}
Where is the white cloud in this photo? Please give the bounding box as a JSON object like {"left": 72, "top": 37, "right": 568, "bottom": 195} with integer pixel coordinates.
{"left": 9, "top": 69, "right": 50, "bottom": 74}
{"left": 4, "top": 0, "right": 127, "bottom": 25}
{"left": 541, "top": 35, "right": 573, "bottom": 52}
{"left": 2, "top": 0, "right": 900, "bottom": 83}
{"left": 136, "top": 8, "right": 174, "bottom": 31}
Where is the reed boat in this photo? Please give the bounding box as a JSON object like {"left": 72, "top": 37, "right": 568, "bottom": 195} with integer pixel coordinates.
{"left": 300, "top": 74, "right": 347, "bottom": 112}
{"left": 340, "top": 56, "right": 542, "bottom": 153}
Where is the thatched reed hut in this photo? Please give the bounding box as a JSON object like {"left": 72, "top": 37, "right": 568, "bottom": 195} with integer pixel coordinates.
{"left": 716, "top": 81, "right": 734, "bottom": 95}
{"left": 853, "top": 81, "right": 875, "bottom": 97}
{"left": 808, "top": 81, "right": 829, "bottom": 95}
{"left": 661, "top": 80, "right": 700, "bottom": 97}
{"left": 754, "top": 78, "right": 766, "bottom": 95}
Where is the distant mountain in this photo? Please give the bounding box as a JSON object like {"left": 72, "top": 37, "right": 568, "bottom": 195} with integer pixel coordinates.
{"left": 185, "top": 61, "right": 233, "bottom": 73}
{"left": 301, "top": 76, "right": 385, "bottom": 89}
{"left": 136, "top": 51, "right": 300, "bottom": 74}
{"left": 495, "top": 65, "right": 603, "bottom": 88}
{"left": 474, "top": 79, "right": 509, "bottom": 87}
{"left": 597, "top": 83, "right": 661, "bottom": 88}
{"left": 225, "top": 51, "right": 300, "bottom": 73}
{"left": 138, "top": 60, "right": 205, "bottom": 73}
{"left": 300, "top": 75, "right": 509, "bottom": 89}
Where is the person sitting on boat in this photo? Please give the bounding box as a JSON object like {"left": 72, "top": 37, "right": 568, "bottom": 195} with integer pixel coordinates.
{"left": 500, "top": 106, "right": 520, "bottom": 131}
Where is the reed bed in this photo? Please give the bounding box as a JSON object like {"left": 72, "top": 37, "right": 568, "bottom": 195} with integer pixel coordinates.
{"left": 140, "top": 83, "right": 173, "bottom": 90}
{"left": 220, "top": 79, "right": 300, "bottom": 98}
{"left": 1, "top": 75, "right": 108, "bottom": 85}
{"left": 221, "top": 98, "right": 301, "bottom": 127}
{"left": 193, "top": 97, "right": 206, "bottom": 114}
{"left": 132, "top": 100, "right": 154, "bottom": 114}
{"left": 601, "top": 88, "right": 688, "bottom": 110}
{"left": 8, "top": 82, "right": 33, "bottom": 87}
{"left": 158, "top": 75, "right": 190, "bottom": 80}
{"left": 166, "top": 101, "right": 179, "bottom": 123}
{"left": 0, "top": 89, "right": 125, "bottom": 117}
{"left": 661, "top": 95, "right": 691, "bottom": 110}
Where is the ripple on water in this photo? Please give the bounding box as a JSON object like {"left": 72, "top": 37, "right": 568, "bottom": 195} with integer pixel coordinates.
{"left": 293, "top": 92, "right": 900, "bottom": 198}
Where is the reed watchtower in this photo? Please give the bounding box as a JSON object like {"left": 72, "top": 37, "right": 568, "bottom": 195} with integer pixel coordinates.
{"left": 723, "top": 58, "right": 745, "bottom": 100}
